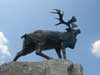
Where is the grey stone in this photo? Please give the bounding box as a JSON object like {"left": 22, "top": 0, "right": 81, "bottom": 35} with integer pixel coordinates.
{"left": 0, "top": 59, "right": 83, "bottom": 75}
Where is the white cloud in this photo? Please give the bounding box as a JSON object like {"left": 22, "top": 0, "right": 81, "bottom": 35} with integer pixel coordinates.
{"left": 92, "top": 40, "right": 100, "bottom": 57}
{"left": 0, "top": 32, "right": 11, "bottom": 64}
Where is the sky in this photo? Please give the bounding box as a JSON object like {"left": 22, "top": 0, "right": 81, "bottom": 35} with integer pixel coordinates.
{"left": 0, "top": 0, "right": 100, "bottom": 75}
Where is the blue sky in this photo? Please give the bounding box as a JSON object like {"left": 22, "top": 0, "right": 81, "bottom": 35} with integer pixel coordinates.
{"left": 0, "top": 0, "right": 100, "bottom": 75}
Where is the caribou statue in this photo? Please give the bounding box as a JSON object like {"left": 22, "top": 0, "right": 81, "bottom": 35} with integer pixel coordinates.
{"left": 13, "top": 9, "right": 80, "bottom": 61}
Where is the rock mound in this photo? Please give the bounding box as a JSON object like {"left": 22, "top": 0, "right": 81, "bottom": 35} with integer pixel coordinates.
{"left": 0, "top": 59, "right": 83, "bottom": 75}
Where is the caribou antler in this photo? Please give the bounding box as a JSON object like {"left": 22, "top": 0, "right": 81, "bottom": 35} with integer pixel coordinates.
{"left": 51, "top": 9, "right": 65, "bottom": 25}
{"left": 51, "top": 9, "right": 77, "bottom": 30}
{"left": 67, "top": 16, "right": 77, "bottom": 28}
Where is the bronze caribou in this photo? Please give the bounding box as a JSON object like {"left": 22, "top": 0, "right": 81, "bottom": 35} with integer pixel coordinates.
{"left": 13, "top": 9, "right": 80, "bottom": 61}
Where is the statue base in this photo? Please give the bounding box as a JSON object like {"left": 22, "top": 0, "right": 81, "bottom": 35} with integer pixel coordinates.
{"left": 0, "top": 59, "right": 83, "bottom": 75}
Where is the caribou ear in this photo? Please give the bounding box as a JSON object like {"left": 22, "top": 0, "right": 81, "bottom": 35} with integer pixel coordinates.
{"left": 76, "top": 29, "right": 81, "bottom": 34}
{"left": 78, "top": 29, "right": 81, "bottom": 34}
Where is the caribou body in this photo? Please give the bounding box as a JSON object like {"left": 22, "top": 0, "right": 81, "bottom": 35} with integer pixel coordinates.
{"left": 13, "top": 29, "right": 80, "bottom": 61}
{"left": 13, "top": 9, "right": 81, "bottom": 61}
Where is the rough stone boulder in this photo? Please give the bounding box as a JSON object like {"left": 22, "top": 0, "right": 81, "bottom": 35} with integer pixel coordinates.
{"left": 0, "top": 59, "right": 83, "bottom": 75}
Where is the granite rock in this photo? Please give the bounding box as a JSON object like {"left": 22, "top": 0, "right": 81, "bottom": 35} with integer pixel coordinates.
{"left": 0, "top": 59, "right": 83, "bottom": 75}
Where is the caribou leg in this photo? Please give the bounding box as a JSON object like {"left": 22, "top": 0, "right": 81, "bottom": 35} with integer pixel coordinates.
{"left": 35, "top": 43, "right": 53, "bottom": 60}
{"left": 62, "top": 48, "right": 66, "bottom": 60}
{"left": 55, "top": 48, "right": 62, "bottom": 59}
{"left": 13, "top": 48, "right": 34, "bottom": 61}
{"left": 61, "top": 42, "right": 67, "bottom": 60}
{"left": 13, "top": 50, "right": 23, "bottom": 61}
{"left": 36, "top": 52, "right": 53, "bottom": 60}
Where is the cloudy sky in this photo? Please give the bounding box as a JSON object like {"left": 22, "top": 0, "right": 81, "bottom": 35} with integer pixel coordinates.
{"left": 0, "top": 0, "right": 100, "bottom": 75}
